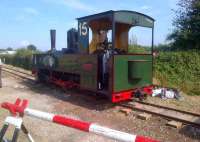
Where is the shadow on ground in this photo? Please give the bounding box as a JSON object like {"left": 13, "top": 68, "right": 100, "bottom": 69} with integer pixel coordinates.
{"left": 19, "top": 79, "right": 115, "bottom": 111}
{"left": 179, "top": 119, "right": 200, "bottom": 140}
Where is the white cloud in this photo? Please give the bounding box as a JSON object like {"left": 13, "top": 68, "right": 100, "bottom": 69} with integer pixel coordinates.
{"left": 15, "top": 15, "right": 26, "bottom": 21}
{"left": 20, "top": 40, "right": 30, "bottom": 47}
{"left": 24, "top": 7, "right": 39, "bottom": 16}
{"left": 168, "top": 0, "right": 178, "bottom": 9}
{"left": 15, "top": 7, "right": 39, "bottom": 22}
{"left": 68, "top": 21, "right": 77, "bottom": 28}
{"left": 44, "top": 0, "right": 101, "bottom": 12}
{"left": 141, "top": 5, "right": 152, "bottom": 10}
{"left": 63, "top": 0, "right": 95, "bottom": 12}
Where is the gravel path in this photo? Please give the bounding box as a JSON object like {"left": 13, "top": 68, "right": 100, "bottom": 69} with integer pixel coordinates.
{"left": 0, "top": 71, "right": 200, "bottom": 142}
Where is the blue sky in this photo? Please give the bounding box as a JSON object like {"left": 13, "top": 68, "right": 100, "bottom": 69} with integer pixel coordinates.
{"left": 0, "top": 0, "right": 178, "bottom": 51}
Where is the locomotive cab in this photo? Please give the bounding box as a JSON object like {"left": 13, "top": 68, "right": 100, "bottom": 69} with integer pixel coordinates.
{"left": 77, "top": 10, "right": 155, "bottom": 102}
{"left": 32, "top": 10, "right": 155, "bottom": 103}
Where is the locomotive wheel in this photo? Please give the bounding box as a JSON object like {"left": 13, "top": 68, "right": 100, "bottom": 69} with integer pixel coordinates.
{"left": 36, "top": 70, "right": 48, "bottom": 83}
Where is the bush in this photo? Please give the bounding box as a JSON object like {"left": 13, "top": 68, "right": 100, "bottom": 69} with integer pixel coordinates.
{"left": 154, "top": 50, "right": 200, "bottom": 95}
{"left": 0, "top": 48, "right": 40, "bottom": 70}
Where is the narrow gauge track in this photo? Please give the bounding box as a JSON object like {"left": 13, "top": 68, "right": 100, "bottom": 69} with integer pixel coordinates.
{"left": 2, "top": 65, "right": 34, "bottom": 77}
{"left": 2, "top": 66, "right": 35, "bottom": 82}
{"left": 120, "top": 100, "right": 200, "bottom": 127}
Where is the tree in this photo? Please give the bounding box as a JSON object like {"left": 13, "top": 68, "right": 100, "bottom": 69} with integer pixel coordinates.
{"left": 27, "top": 44, "right": 37, "bottom": 51}
{"left": 168, "top": 0, "right": 200, "bottom": 50}
{"left": 7, "top": 47, "right": 13, "bottom": 51}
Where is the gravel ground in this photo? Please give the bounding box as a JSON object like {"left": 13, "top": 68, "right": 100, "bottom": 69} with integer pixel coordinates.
{"left": 0, "top": 71, "right": 200, "bottom": 142}
{"left": 146, "top": 92, "right": 200, "bottom": 114}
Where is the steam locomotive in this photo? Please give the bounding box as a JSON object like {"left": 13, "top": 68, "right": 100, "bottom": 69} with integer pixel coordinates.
{"left": 32, "top": 10, "right": 155, "bottom": 103}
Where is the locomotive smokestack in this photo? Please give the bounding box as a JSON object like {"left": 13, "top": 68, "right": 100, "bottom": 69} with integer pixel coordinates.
{"left": 50, "top": 29, "right": 56, "bottom": 51}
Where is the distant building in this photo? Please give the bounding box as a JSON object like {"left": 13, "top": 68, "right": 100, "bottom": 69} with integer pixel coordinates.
{"left": 0, "top": 50, "right": 16, "bottom": 55}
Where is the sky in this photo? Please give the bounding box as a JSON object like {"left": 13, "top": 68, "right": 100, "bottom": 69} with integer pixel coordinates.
{"left": 0, "top": 0, "right": 179, "bottom": 51}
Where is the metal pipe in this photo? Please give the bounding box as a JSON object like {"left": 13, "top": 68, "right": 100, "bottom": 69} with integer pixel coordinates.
{"left": 50, "top": 29, "right": 56, "bottom": 51}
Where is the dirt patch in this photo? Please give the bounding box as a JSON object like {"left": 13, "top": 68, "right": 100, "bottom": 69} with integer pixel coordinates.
{"left": 0, "top": 71, "right": 200, "bottom": 142}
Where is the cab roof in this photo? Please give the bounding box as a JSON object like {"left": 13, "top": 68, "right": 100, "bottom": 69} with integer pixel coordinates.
{"left": 77, "top": 10, "right": 155, "bottom": 28}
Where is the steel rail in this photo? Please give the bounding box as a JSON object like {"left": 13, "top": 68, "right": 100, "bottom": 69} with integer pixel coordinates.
{"left": 2, "top": 66, "right": 33, "bottom": 77}
{"left": 119, "top": 100, "right": 200, "bottom": 127}
{"left": 132, "top": 100, "right": 200, "bottom": 117}
{"left": 2, "top": 68, "right": 34, "bottom": 82}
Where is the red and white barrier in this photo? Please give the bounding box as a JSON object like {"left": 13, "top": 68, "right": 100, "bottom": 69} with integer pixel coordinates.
{"left": 1, "top": 98, "right": 159, "bottom": 142}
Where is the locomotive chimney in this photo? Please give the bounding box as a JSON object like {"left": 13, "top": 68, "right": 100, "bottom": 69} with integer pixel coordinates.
{"left": 50, "top": 29, "right": 56, "bottom": 51}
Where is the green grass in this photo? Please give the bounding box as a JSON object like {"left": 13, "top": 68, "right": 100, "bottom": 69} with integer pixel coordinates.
{"left": 128, "top": 45, "right": 151, "bottom": 54}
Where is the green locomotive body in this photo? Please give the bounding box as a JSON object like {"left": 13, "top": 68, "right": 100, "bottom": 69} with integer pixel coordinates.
{"left": 32, "top": 10, "right": 155, "bottom": 102}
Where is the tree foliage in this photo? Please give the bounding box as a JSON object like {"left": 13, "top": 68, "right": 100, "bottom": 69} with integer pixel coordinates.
{"left": 168, "top": 0, "right": 200, "bottom": 50}
{"left": 27, "top": 44, "right": 37, "bottom": 51}
{"left": 0, "top": 47, "right": 41, "bottom": 70}
{"left": 7, "top": 47, "right": 13, "bottom": 51}
{"left": 154, "top": 44, "right": 172, "bottom": 51}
